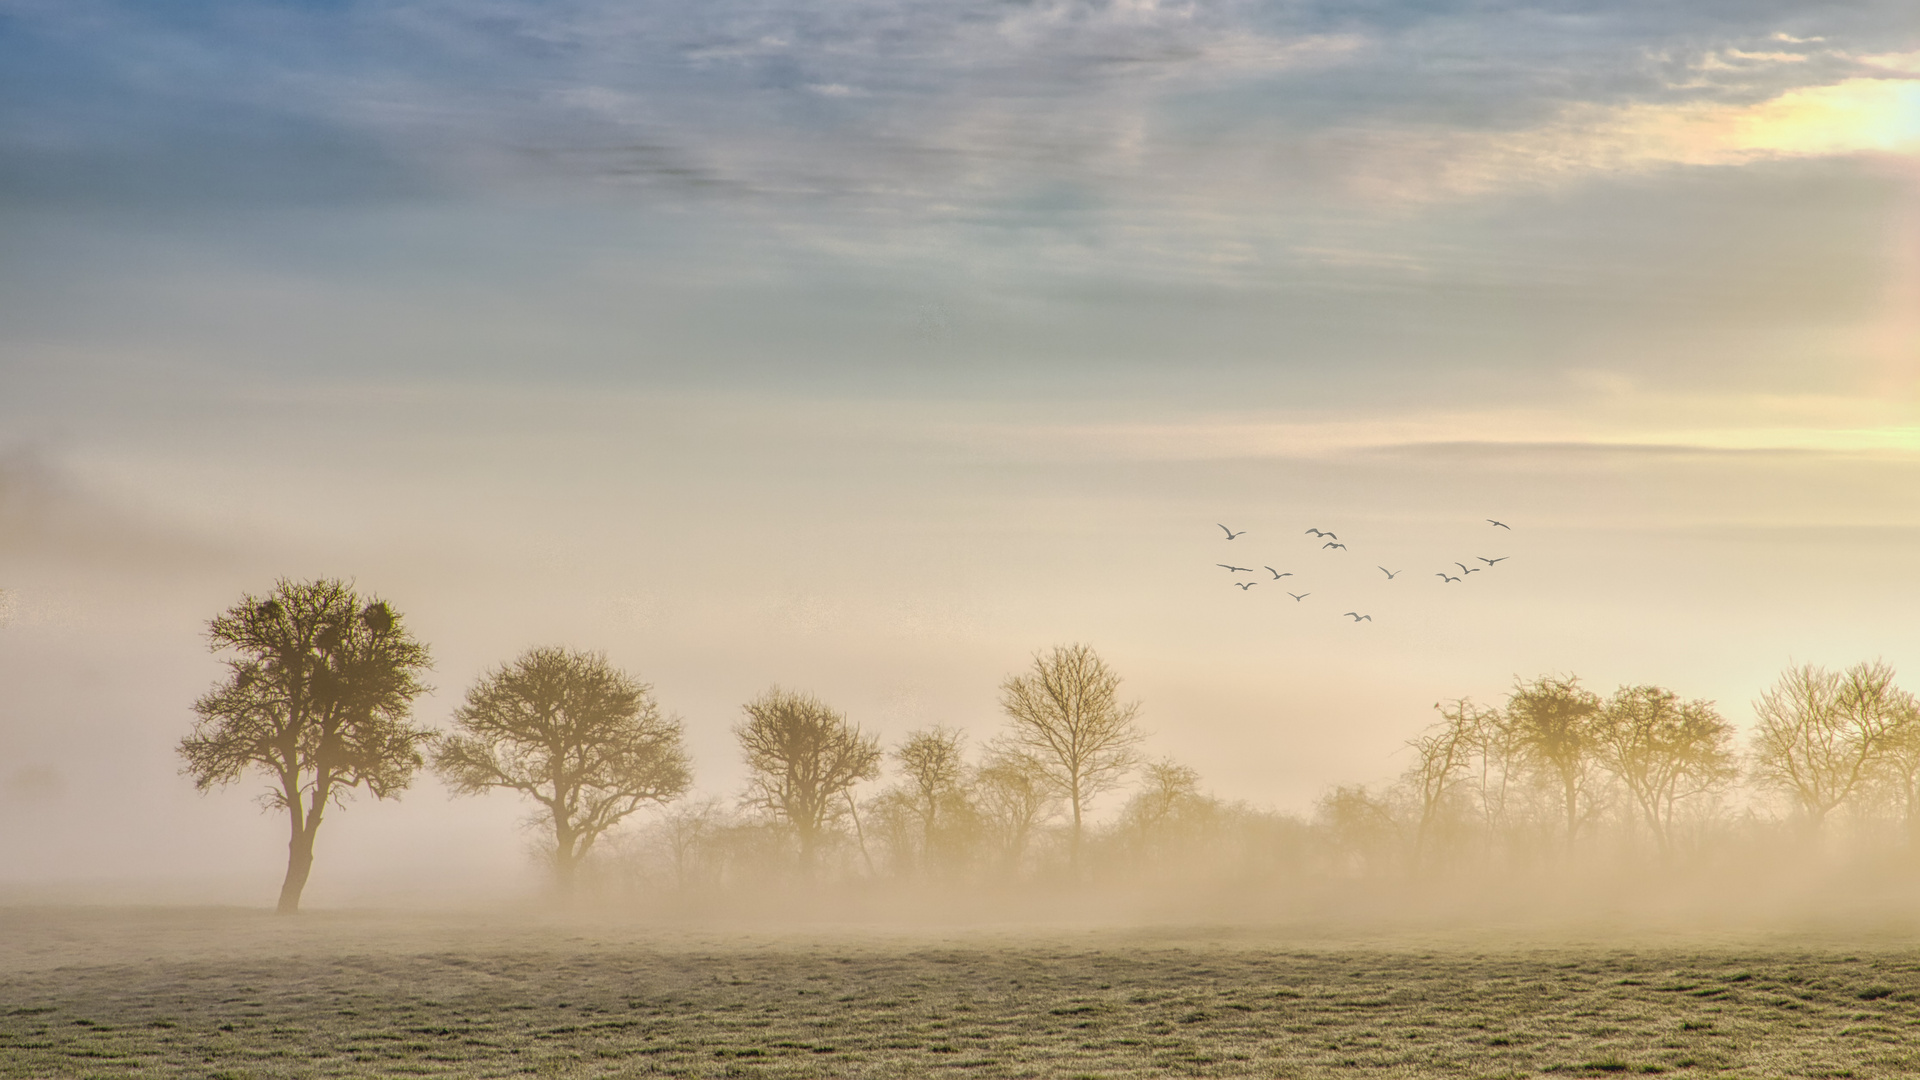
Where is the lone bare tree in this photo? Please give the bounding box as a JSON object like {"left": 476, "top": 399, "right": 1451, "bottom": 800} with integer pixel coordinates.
{"left": 1505, "top": 674, "right": 1604, "bottom": 849}
{"left": 434, "top": 647, "right": 692, "bottom": 894}
{"left": 1593, "top": 685, "right": 1736, "bottom": 857}
{"left": 736, "top": 687, "right": 882, "bottom": 877}
{"left": 998, "top": 643, "right": 1143, "bottom": 869}
{"left": 1751, "top": 661, "right": 1912, "bottom": 831}
{"left": 178, "top": 579, "right": 432, "bottom": 913}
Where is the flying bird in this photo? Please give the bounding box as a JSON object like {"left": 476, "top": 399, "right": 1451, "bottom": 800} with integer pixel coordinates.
{"left": 1218, "top": 564, "right": 1254, "bottom": 573}
{"left": 1234, "top": 582, "right": 1258, "bottom": 591}
{"left": 1436, "top": 573, "right": 1460, "bottom": 583}
{"left": 1343, "top": 612, "right": 1372, "bottom": 622}
{"left": 1478, "top": 556, "right": 1508, "bottom": 566}
{"left": 1305, "top": 528, "right": 1337, "bottom": 539}
{"left": 1265, "top": 567, "right": 1292, "bottom": 579}
{"left": 1323, "top": 542, "right": 1347, "bottom": 550}
{"left": 1487, "top": 519, "right": 1510, "bottom": 529}
{"left": 1378, "top": 567, "right": 1400, "bottom": 579}
{"left": 1288, "top": 592, "right": 1310, "bottom": 601}
{"left": 1219, "top": 524, "right": 1245, "bottom": 539}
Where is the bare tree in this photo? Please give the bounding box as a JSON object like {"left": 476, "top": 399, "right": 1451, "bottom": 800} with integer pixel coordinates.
{"left": 1118, "top": 758, "right": 1212, "bottom": 866}
{"left": 1593, "top": 686, "right": 1737, "bottom": 858}
{"left": 1505, "top": 674, "right": 1605, "bottom": 849}
{"left": 178, "top": 579, "right": 432, "bottom": 913}
{"left": 1872, "top": 699, "right": 1920, "bottom": 852}
{"left": 649, "top": 796, "right": 728, "bottom": 891}
{"left": 1751, "top": 661, "right": 1911, "bottom": 831}
{"left": 973, "top": 748, "right": 1058, "bottom": 877}
{"left": 434, "top": 647, "right": 691, "bottom": 894}
{"left": 736, "top": 687, "right": 882, "bottom": 877}
{"left": 1315, "top": 784, "right": 1402, "bottom": 877}
{"left": 1457, "top": 699, "right": 1521, "bottom": 841}
{"left": 892, "top": 726, "right": 969, "bottom": 874}
{"left": 1404, "top": 700, "right": 1481, "bottom": 869}
{"left": 998, "top": 643, "right": 1143, "bottom": 869}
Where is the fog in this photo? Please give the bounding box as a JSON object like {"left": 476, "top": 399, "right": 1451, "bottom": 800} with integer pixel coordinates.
{"left": 6, "top": 421, "right": 1920, "bottom": 927}
{"left": 3, "top": 0, "right": 1919, "bottom": 937}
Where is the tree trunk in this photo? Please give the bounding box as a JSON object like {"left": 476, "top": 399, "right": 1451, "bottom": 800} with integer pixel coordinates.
{"left": 1562, "top": 771, "right": 1579, "bottom": 850}
{"left": 278, "top": 822, "right": 319, "bottom": 914}
{"left": 553, "top": 821, "right": 579, "bottom": 897}
{"left": 1068, "top": 787, "right": 1084, "bottom": 872}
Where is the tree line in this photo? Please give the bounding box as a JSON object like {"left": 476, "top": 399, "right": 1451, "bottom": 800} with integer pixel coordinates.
{"left": 177, "top": 579, "right": 1920, "bottom": 913}
{"left": 178, "top": 579, "right": 1144, "bottom": 912}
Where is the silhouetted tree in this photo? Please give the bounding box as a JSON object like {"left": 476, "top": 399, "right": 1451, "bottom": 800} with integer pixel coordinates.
{"left": 1505, "top": 674, "right": 1605, "bottom": 849}
{"left": 1750, "top": 661, "right": 1911, "bottom": 831}
{"left": 736, "top": 688, "right": 882, "bottom": 877}
{"left": 1593, "top": 686, "right": 1737, "bottom": 857}
{"left": 998, "top": 643, "right": 1143, "bottom": 870}
{"left": 434, "top": 647, "right": 691, "bottom": 893}
{"left": 178, "top": 579, "right": 432, "bottom": 913}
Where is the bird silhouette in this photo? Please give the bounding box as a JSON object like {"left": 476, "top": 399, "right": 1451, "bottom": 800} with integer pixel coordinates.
{"left": 1378, "top": 567, "right": 1400, "bottom": 579}
{"left": 1479, "top": 556, "right": 1508, "bottom": 566}
{"left": 1219, "top": 524, "right": 1245, "bottom": 539}
{"left": 1305, "top": 528, "right": 1337, "bottom": 539}
{"left": 1487, "top": 519, "right": 1510, "bottom": 529}
{"left": 1288, "top": 592, "right": 1310, "bottom": 601}
{"left": 1323, "top": 542, "right": 1347, "bottom": 550}
{"left": 1235, "top": 582, "right": 1258, "bottom": 591}
{"left": 1265, "top": 567, "right": 1292, "bottom": 579}
{"left": 1436, "top": 573, "right": 1460, "bottom": 583}
{"left": 1343, "top": 612, "right": 1372, "bottom": 622}
{"left": 1218, "top": 564, "right": 1254, "bottom": 573}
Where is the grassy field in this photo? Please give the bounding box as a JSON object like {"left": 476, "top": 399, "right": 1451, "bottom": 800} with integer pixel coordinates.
{"left": 5, "top": 909, "right": 1920, "bottom": 1079}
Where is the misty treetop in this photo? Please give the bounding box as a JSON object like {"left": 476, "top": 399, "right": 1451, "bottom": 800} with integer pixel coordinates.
{"left": 177, "top": 578, "right": 433, "bottom": 913}
{"left": 434, "top": 646, "right": 692, "bottom": 892}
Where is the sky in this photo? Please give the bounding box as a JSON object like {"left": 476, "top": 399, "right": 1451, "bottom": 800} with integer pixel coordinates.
{"left": 1, "top": 0, "right": 1917, "bottom": 903}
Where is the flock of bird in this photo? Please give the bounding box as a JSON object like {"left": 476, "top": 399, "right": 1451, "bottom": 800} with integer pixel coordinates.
{"left": 1212, "top": 519, "right": 1513, "bottom": 624}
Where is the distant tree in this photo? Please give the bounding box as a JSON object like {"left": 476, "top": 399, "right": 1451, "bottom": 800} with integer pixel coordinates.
{"left": 651, "top": 796, "right": 727, "bottom": 891}
{"left": 1872, "top": 700, "right": 1920, "bottom": 850}
{"left": 1505, "top": 674, "right": 1605, "bottom": 849}
{"left": 1592, "top": 686, "right": 1737, "bottom": 858}
{"left": 973, "top": 748, "right": 1058, "bottom": 876}
{"left": 1750, "top": 661, "right": 1911, "bottom": 831}
{"left": 1125, "top": 759, "right": 1202, "bottom": 838}
{"left": 1404, "top": 700, "right": 1483, "bottom": 869}
{"left": 178, "top": 579, "right": 432, "bottom": 914}
{"left": 736, "top": 688, "right": 882, "bottom": 877}
{"left": 434, "top": 647, "right": 692, "bottom": 893}
{"left": 998, "top": 643, "right": 1143, "bottom": 869}
{"left": 1117, "top": 758, "right": 1218, "bottom": 868}
{"left": 1315, "top": 784, "right": 1401, "bottom": 876}
{"left": 892, "top": 726, "right": 970, "bottom": 874}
